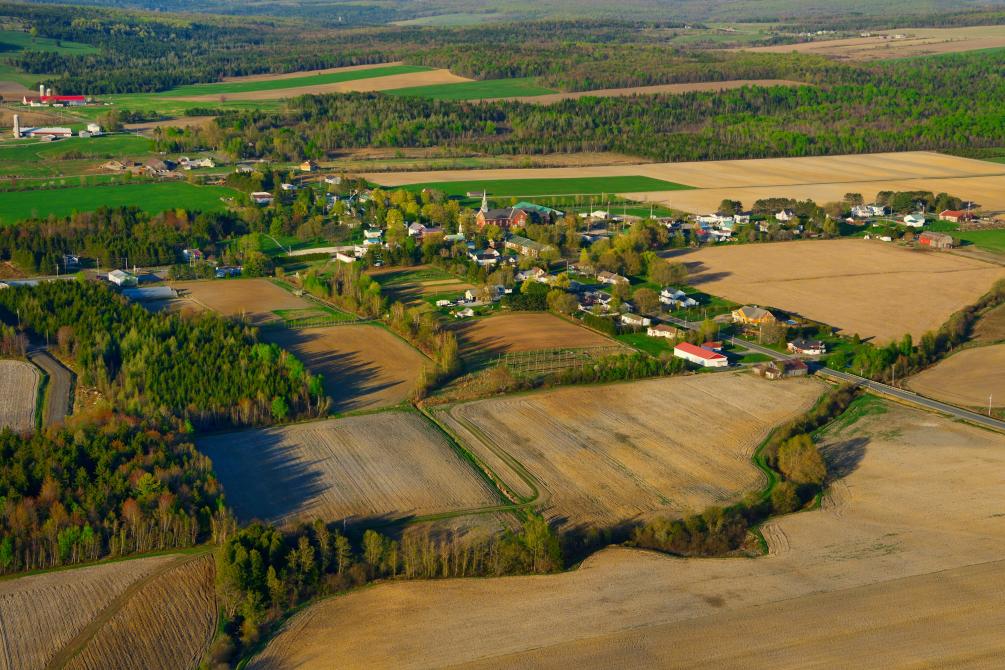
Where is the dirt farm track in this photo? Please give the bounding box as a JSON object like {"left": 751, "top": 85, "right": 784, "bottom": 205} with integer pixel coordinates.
{"left": 366, "top": 151, "right": 1005, "bottom": 214}
{"left": 249, "top": 402, "right": 1005, "bottom": 669}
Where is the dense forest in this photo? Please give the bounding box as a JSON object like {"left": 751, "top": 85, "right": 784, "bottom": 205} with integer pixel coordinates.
{"left": 0, "top": 415, "right": 228, "bottom": 574}
{"left": 0, "top": 281, "right": 326, "bottom": 426}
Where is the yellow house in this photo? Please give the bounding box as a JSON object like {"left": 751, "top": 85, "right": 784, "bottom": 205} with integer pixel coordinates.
{"left": 731, "top": 305, "right": 777, "bottom": 325}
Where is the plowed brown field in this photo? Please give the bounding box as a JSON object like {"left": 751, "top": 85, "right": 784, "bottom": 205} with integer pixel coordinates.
{"left": 0, "top": 360, "right": 39, "bottom": 432}
{"left": 198, "top": 411, "right": 500, "bottom": 528}
{"left": 440, "top": 373, "right": 821, "bottom": 528}
{"left": 906, "top": 344, "right": 1005, "bottom": 409}
{"left": 674, "top": 239, "right": 1005, "bottom": 342}
{"left": 453, "top": 312, "right": 614, "bottom": 361}
{"left": 249, "top": 402, "right": 1005, "bottom": 669}
{"left": 171, "top": 278, "right": 311, "bottom": 324}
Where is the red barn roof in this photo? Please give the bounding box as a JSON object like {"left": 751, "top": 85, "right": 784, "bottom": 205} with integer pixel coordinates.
{"left": 674, "top": 341, "right": 727, "bottom": 361}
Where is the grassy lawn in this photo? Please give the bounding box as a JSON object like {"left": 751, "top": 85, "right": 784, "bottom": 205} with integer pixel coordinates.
{"left": 397, "top": 175, "right": 693, "bottom": 198}
{"left": 371, "top": 267, "right": 456, "bottom": 285}
{"left": 955, "top": 230, "right": 1005, "bottom": 254}
{"left": 384, "top": 77, "right": 557, "bottom": 100}
{"left": 273, "top": 306, "right": 355, "bottom": 323}
{"left": 0, "top": 182, "right": 238, "bottom": 224}
{"left": 157, "top": 65, "right": 431, "bottom": 97}
{"left": 0, "top": 135, "right": 154, "bottom": 177}
{"left": 738, "top": 352, "right": 773, "bottom": 363}
{"left": 616, "top": 332, "right": 674, "bottom": 356}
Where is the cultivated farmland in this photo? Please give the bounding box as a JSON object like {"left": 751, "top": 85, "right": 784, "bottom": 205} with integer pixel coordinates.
{"left": 250, "top": 402, "right": 1005, "bottom": 669}
{"left": 0, "top": 554, "right": 180, "bottom": 670}
{"left": 440, "top": 373, "right": 821, "bottom": 528}
{"left": 384, "top": 77, "right": 556, "bottom": 101}
{"left": 198, "top": 411, "right": 500, "bottom": 528}
{"left": 975, "top": 303, "right": 1005, "bottom": 343}
{"left": 486, "top": 78, "right": 807, "bottom": 104}
{"left": 172, "top": 278, "right": 313, "bottom": 325}
{"left": 63, "top": 555, "right": 216, "bottom": 670}
{"left": 0, "top": 360, "right": 39, "bottom": 432}
{"left": 676, "top": 239, "right": 1005, "bottom": 342}
{"left": 370, "top": 265, "right": 475, "bottom": 306}
{"left": 906, "top": 344, "right": 1005, "bottom": 409}
{"left": 263, "top": 324, "right": 426, "bottom": 412}
{"left": 453, "top": 312, "right": 615, "bottom": 362}
{"left": 394, "top": 175, "right": 692, "bottom": 197}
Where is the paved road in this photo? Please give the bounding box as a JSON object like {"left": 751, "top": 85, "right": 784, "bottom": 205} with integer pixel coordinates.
{"left": 659, "top": 314, "right": 1005, "bottom": 434}
{"left": 27, "top": 348, "right": 74, "bottom": 427}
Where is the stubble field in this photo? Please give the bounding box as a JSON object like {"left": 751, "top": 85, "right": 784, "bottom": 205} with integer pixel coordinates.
{"left": 453, "top": 312, "right": 615, "bottom": 361}
{"left": 249, "top": 401, "right": 1005, "bottom": 669}
{"left": 263, "top": 325, "right": 426, "bottom": 413}
{"left": 675, "top": 239, "right": 1005, "bottom": 342}
{"left": 974, "top": 303, "right": 1005, "bottom": 343}
{"left": 905, "top": 344, "right": 1005, "bottom": 409}
{"left": 0, "top": 360, "right": 39, "bottom": 432}
{"left": 735, "top": 26, "right": 1005, "bottom": 60}
{"left": 439, "top": 373, "right": 821, "bottom": 528}
{"left": 172, "top": 278, "right": 312, "bottom": 325}
{"left": 0, "top": 553, "right": 209, "bottom": 670}
{"left": 198, "top": 411, "right": 500, "bottom": 528}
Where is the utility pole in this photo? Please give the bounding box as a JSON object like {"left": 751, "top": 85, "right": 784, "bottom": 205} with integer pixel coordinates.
{"left": 990, "top": 394, "right": 994, "bottom": 417}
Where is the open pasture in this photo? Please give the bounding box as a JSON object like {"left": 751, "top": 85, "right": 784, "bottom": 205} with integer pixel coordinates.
{"left": 906, "top": 344, "right": 1005, "bottom": 409}
{"left": 673, "top": 239, "right": 1005, "bottom": 342}
{"left": 486, "top": 78, "right": 807, "bottom": 104}
{"left": 736, "top": 26, "right": 1005, "bottom": 61}
{"left": 198, "top": 411, "right": 500, "bottom": 528}
{"left": 159, "top": 64, "right": 431, "bottom": 97}
{"left": 0, "top": 134, "right": 153, "bottom": 178}
{"left": 172, "top": 278, "right": 312, "bottom": 325}
{"left": 263, "top": 324, "right": 426, "bottom": 412}
{"left": 384, "top": 77, "right": 556, "bottom": 101}
{"left": 453, "top": 312, "right": 615, "bottom": 362}
{"left": 441, "top": 373, "right": 820, "bottom": 528}
{"left": 0, "top": 360, "right": 39, "bottom": 432}
{"left": 250, "top": 401, "right": 1005, "bottom": 669}
{"left": 0, "top": 182, "right": 236, "bottom": 224}
{"left": 0, "top": 553, "right": 181, "bottom": 670}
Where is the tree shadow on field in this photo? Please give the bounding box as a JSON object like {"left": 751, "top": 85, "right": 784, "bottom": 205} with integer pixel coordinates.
{"left": 198, "top": 428, "right": 338, "bottom": 527}
{"left": 821, "top": 436, "right": 869, "bottom": 481}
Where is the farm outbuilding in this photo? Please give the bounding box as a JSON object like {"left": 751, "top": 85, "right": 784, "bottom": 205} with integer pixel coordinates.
{"left": 673, "top": 341, "right": 729, "bottom": 368}
{"left": 919, "top": 231, "right": 955, "bottom": 249}
{"left": 108, "top": 269, "right": 138, "bottom": 287}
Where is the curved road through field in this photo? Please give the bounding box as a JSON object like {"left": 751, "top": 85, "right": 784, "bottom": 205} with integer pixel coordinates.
{"left": 27, "top": 347, "right": 73, "bottom": 427}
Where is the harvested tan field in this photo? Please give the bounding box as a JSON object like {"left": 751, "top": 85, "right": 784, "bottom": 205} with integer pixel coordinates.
{"left": 0, "top": 80, "right": 31, "bottom": 98}
{"left": 488, "top": 79, "right": 807, "bottom": 104}
{"left": 64, "top": 555, "right": 216, "bottom": 670}
{"left": 198, "top": 411, "right": 499, "bottom": 528}
{"left": 975, "top": 303, "right": 1005, "bottom": 343}
{"left": 173, "top": 69, "right": 470, "bottom": 102}
{"left": 0, "top": 359, "right": 39, "bottom": 432}
{"left": 453, "top": 312, "right": 614, "bottom": 360}
{"left": 220, "top": 61, "right": 405, "bottom": 83}
{"left": 250, "top": 402, "right": 1005, "bottom": 670}
{"left": 0, "top": 554, "right": 179, "bottom": 670}
{"left": 0, "top": 107, "right": 66, "bottom": 128}
{"left": 906, "top": 344, "right": 1005, "bottom": 408}
{"left": 440, "top": 373, "right": 820, "bottom": 528}
{"left": 263, "top": 325, "right": 426, "bottom": 413}
{"left": 675, "top": 239, "right": 1005, "bottom": 342}
{"left": 171, "top": 278, "right": 311, "bottom": 324}
{"left": 736, "top": 26, "right": 1005, "bottom": 61}
{"left": 365, "top": 151, "right": 1005, "bottom": 213}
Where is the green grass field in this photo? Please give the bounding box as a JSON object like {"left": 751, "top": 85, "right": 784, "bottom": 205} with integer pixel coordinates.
{"left": 0, "top": 29, "right": 96, "bottom": 56}
{"left": 0, "top": 182, "right": 238, "bottom": 224}
{"left": 384, "top": 77, "right": 557, "bottom": 100}
{"left": 371, "top": 267, "right": 456, "bottom": 285}
{"left": 616, "top": 332, "right": 674, "bottom": 357}
{"left": 398, "top": 175, "right": 693, "bottom": 197}
{"left": 157, "top": 64, "right": 431, "bottom": 97}
{"left": 0, "top": 135, "right": 154, "bottom": 177}
{"left": 955, "top": 229, "right": 1005, "bottom": 254}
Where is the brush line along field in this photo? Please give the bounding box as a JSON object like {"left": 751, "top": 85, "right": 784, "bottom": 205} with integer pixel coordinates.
{"left": 0, "top": 360, "right": 39, "bottom": 433}
{"left": 249, "top": 401, "right": 1005, "bottom": 669}
{"left": 0, "top": 182, "right": 237, "bottom": 225}
{"left": 262, "top": 324, "right": 426, "bottom": 413}
{"left": 439, "top": 373, "right": 821, "bottom": 528}
{"left": 198, "top": 411, "right": 501, "bottom": 528}
{"left": 397, "top": 175, "right": 692, "bottom": 197}
{"left": 906, "top": 344, "right": 1005, "bottom": 409}
{"left": 675, "top": 239, "right": 1005, "bottom": 342}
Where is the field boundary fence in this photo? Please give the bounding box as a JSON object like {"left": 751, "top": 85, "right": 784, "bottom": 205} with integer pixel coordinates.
{"left": 497, "top": 344, "right": 627, "bottom": 378}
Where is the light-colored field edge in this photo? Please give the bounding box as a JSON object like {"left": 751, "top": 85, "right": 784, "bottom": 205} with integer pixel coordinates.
{"left": 482, "top": 79, "right": 808, "bottom": 104}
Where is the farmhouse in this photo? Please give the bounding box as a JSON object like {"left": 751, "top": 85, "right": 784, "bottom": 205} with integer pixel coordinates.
{"left": 647, "top": 324, "right": 681, "bottom": 339}
{"left": 919, "top": 231, "right": 955, "bottom": 249}
{"left": 363, "top": 229, "right": 384, "bottom": 246}
{"left": 468, "top": 248, "right": 500, "bottom": 266}
{"left": 775, "top": 209, "right": 795, "bottom": 222}
{"left": 732, "top": 305, "right": 777, "bottom": 325}
{"left": 673, "top": 341, "right": 728, "bottom": 368}
{"left": 107, "top": 269, "right": 138, "bottom": 287}
{"left": 505, "top": 235, "right": 553, "bottom": 258}
{"left": 754, "top": 359, "right": 809, "bottom": 380}
{"left": 788, "top": 338, "right": 827, "bottom": 355}
{"left": 660, "top": 288, "right": 699, "bottom": 308}
{"left": 516, "top": 267, "right": 547, "bottom": 282}
{"left": 300, "top": 159, "right": 318, "bottom": 172}
{"left": 597, "top": 271, "right": 630, "bottom": 286}
{"left": 939, "top": 209, "right": 976, "bottom": 223}
{"left": 621, "top": 313, "right": 652, "bottom": 327}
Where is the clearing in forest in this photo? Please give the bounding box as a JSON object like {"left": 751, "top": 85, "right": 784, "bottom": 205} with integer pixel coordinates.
{"left": 440, "top": 373, "right": 821, "bottom": 528}
{"left": 171, "top": 278, "right": 313, "bottom": 325}
{"left": 453, "top": 312, "right": 616, "bottom": 362}
{"left": 906, "top": 344, "right": 1005, "bottom": 409}
{"left": 674, "top": 239, "right": 1005, "bottom": 342}
{"left": 0, "top": 359, "right": 39, "bottom": 432}
{"left": 249, "top": 401, "right": 1005, "bottom": 669}
{"left": 198, "top": 411, "right": 500, "bottom": 528}
{"left": 262, "top": 324, "right": 426, "bottom": 413}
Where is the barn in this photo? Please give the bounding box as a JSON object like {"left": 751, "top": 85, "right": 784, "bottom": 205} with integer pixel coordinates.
{"left": 919, "top": 231, "right": 955, "bottom": 249}
{"left": 673, "top": 341, "right": 729, "bottom": 368}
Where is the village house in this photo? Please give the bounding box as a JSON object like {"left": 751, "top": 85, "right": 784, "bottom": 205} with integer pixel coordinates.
{"left": 299, "top": 159, "right": 318, "bottom": 172}
{"left": 407, "top": 223, "right": 443, "bottom": 239}
{"left": 754, "top": 359, "right": 809, "bottom": 380}
{"left": 597, "top": 270, "right": 630, "bottom": 286}
{"left": 732, "top": 305, "right": 777, "bottom": 325}
{"left": 363, "top": 229, "right": 384, "bottom": 246}
{"left": 504, "top": 234, "right": 553, "bottom": 258}
{"left": 324, "top": 175, "right": 342, "bottom": 185}
{"left": 919, "top": 231, "right": 955, "bottom": 249}
{"left": 660, "top": 288, "right": 699, "bottom": 308}
{"left": 673, "top": 341, "right": 728, "bottom": 368}
{"left": 647, "top": 324, "right": 681, "bottom": 339}
{"left": 621, "top": 313, "right": 652, "bottom": 328}
{"left": 788, "top": 338, "right": 827, "bottom": 355}
{"left": 775, "top": 209, "right": 795, "bottom": 222}
{"left": 468, "top": 248, "right": 500, "bottom": 266}
{"left": 515, "top": 267, "right": 547, "bottom": 282}
{"left": 902, "top": 213, "right": 926, "bottom": 227}
{"left": 578, "top": 290, "right": 613, "bottom": 312}
{"left": 939, "top": 209, "right": 977, "bottom": 224}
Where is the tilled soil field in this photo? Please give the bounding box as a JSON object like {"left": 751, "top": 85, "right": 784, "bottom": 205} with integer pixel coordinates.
{"left": 171, "top": 279, "right": 312, "bottom": 324}
{"left": 906, "top": 344, "right": 1005, "bottom": 408}
{"left": 453, "top": 312, "right": 615, "bottom": 362}
{"left": 0, "top": 359, "right": 39, "bottom": 432}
